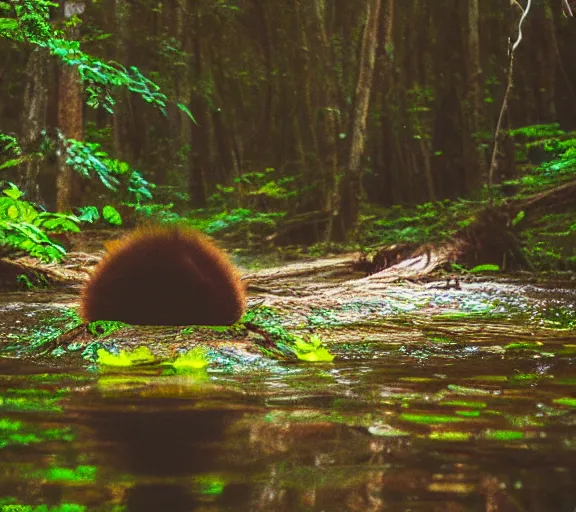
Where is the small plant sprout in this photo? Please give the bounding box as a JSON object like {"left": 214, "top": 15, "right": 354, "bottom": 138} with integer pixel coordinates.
{"left": 292, "top": 334, "right": 334, "bottom": 362}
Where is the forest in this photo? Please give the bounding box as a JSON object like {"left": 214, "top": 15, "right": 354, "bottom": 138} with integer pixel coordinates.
{"left": 0, "top": 0, "right": 574, "bottom": 260}
{"left": 0, "top": 1, "right": 575, "bottom": 512}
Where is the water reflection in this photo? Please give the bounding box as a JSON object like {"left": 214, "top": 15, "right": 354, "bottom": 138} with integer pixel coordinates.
{"left": 0, "top": 351, "right": 575, "bottom": 511}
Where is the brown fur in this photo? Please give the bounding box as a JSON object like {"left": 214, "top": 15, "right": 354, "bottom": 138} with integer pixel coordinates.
{"left": 80, "top": 226, "right": 246, "bottom": 326}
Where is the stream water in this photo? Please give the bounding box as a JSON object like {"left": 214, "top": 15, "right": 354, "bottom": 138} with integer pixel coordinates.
{"left": 0, "top": 283, "right": 575, "bottom": 512}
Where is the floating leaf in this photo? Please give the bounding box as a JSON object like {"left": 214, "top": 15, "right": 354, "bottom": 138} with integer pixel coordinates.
{"left": 399, "top": 413, "right": 464, "bottom": 424}
{"left": 454, "top": 410, "right": 480, "bottom": 417}
{"left": 440, "top": 400, "right": 487, "bottom": 408}
{"left": 170, "top": 347, "right": 209, "bottom": 370}
{"left": 193, "top": 475, "right": 225, "bottom": 495}
{"left": 553, "top": 397, "right": 576, "bottom": 407}
{"left": 429, "top": 431, "right": 471, "bottom": 441}
{"left": 97, "top": 346, "right": 155, "bottom": 366}
{"left": 293, "top": 334, "right": 334, "bottom": 362}
{"left": 482, "top": 429, "right": 523, "bottom": 441}
{"left": 45, "top": 465, "right": 97, "bottom": 483}
{"left": 504, "top": 341, "right": 543, "bottom": 351}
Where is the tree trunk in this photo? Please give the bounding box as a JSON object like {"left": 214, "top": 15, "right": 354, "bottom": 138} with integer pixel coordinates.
{"left": 56, "top": 1, "right": 85, "bottom": 213}
{"left": 331, "top": 0, "right": 381, "bottom": 241}
{"left": 21, "top": 48, "right": 49, "bottom": 203}
{"left": 464, "top": 0, "right": 485, "bottom": 193}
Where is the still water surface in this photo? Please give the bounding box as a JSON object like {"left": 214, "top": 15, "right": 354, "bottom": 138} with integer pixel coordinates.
{"left": 0, "top": 339, "right": 575, "bottom": 512}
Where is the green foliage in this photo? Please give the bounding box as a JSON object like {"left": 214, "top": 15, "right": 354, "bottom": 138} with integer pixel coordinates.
{"left": 469, "top": 264, "right": 500, "bottom": 273}
{"left": 127, "top": 201, "right": 181, "bottom": 223}
{"left": 0, "top": 1, "right": 186, "bottom": 230}
{"left": 0, "top": 132, "right": 28, "bottom": 170}
{"left": 234, "top": 167, "right": 296, "bottom": 198}
{"left": 0, "top": 183, "right": 79, "bottom": 261}
{"left": 96, "top": 346, "right": 156, "bottom": 366}
{"left": 407, "top": 85, "right": 434, "bottom": 142}
{"left": 554, "top": 397, "right": 576, "bottom": 407}
{"left": 293, "top": 334, "right": 334, "bottom": 362}
{"left": 63, "top": 137, "right": 120, "bottom": 191}
{"left": 44, "top": 465, "right": 97, "bottom": 483}
{"left": 360, "top": 200, "right": 474, "bottom": 247}
{"left": 503, "top": 123, "right": 576, "bottom": 195}
{"left": 184, "top": 207, "right": 285, "bottom": 237}
{"left": 510, "top": 123, "right": 564, "bottom": 141}
{"left": 102, "top": 205, "right": 122, "bottom": 225}
{"left": 62, "top": 135, "right": 153, "bottom": 203}
{"left": 1, "top": 0, "right": 193, "bottom": 120}
{"left": 169, "top": 347, "right": 209, "bottom": 370}
{"left": 242, "top": 306, "right": 334, "bottom": 361}
{"left": 76, "top": 206, "right": 99, "bottom": 223}
{"left": 521, "top": 212, "right": 576, "bottom": 270}
{"left": 451, "top": 263, "right": 501, "bottom": 274}
{"left": 87, "top": 320, "right": 128, "bottom": 337}
{"left": 511, "top": 210, "right": 525, "bottom": 226}
{"left": 0, "top": 503, "right": 86, "bottom": 512}
{"left": 16, "top": 274, "right": 34, "bottom": 289}
{"left": 209, "top": 167, "right": 295, "bottom": 213}
{"left": 0, "top": 415, "right": 74, "bottom": 449}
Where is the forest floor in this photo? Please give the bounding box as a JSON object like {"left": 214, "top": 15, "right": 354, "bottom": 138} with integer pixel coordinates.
{"left": 1, "top": 224, "right": 575, "bottom": 368}
{"left": 1, "top": 176, "right": 576, "bottom": 365}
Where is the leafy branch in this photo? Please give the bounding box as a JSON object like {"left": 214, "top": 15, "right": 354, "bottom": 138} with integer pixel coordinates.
{"left": 60, "top": 134, "right": 154, "bottom": 203}
{"left": 1, "top": 0, "right": 195, "bottom": 120}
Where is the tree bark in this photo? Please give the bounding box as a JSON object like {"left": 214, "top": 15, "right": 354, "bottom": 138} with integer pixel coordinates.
{"left": 331, "top": 0, "right": 381, "bottom": 241}
{"left": 56, "top": 1, "right": 85, "bottom": 212}
{"left": 465, "top": 0, "right": 485, "bottom": 193}
{"left": 21, "top": 48, "right": 49, "bottom": 203}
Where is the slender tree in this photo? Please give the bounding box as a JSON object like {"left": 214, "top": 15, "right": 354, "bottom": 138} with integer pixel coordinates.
{"left": 331, "top": 0, "right": 382, "bottom": 240}
{"left": 56, "top": 1, "right": 85, "bottom": 212}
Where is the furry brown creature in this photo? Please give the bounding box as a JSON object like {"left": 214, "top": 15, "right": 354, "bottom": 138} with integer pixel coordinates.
{"left": 80, "top": 226, "right": 246, "bottom": 326}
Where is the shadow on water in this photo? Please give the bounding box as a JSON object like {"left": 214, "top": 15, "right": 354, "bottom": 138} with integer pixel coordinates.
{"left": 0, "top": 340, "right": 575, "bottom": 512}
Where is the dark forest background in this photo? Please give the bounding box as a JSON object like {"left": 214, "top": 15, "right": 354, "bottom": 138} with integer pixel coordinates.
{"left": 0, "top": 1, "right": 574, "bottom": 244}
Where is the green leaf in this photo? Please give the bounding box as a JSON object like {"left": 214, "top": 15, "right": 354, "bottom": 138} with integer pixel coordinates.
{"left": 292, "top": 334, "right": 335, "bottom": 362}
{"left": 97, "top": 346, "right": 155, "bottom": 366}
{"left": 504, "top": 341, "right": 543, "bottom": 351}
{"left": 297, "top": 346, "right": 335, "bottom": 362}
{"left": 482, "top": 429, "right": 523, "bottom": 441}
{"left": 102, "top": 205, "right": 122, "bottom": 225}
{"left": 0, "top": 157, "right": 27, "bottom": 170}
{"left": 77, "top": 206, "right": 100, "bottom": 223}
{"left": 0, "top": 17, "right": 18, "bottom": 32}
{"left": 511, "top": 210, "right": 525, "bottom": 226}
{"left": 439, "top": 400, "right": 487, "bottom": 408}
{"left": 88, "top": 320, "right": 128, "bottom": 337}
{"left": 429, "top": 431, "right": 471, "bottom": 441}
{"left": 34, "top": 213, "right": 80, "bottom": 232}
{"left": 45, "top": 465, "right": 97, "bottom": 482}
{"left": 3, "top": 183, "right": 22, "bottom": 200}
{"left": 469, "top": 264, "right": 500, "bottom": 273}
{"left": 170, "top": 347, "right": 209, "bottom": 370}
{"left": 553, "top": 397, "right": 576, "bottom": 407}
{"left": 399, "top": 413, "right": 464, "bottom": 424}
{"left": 177, "top": 103, "right": 198, "bottom": 125}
